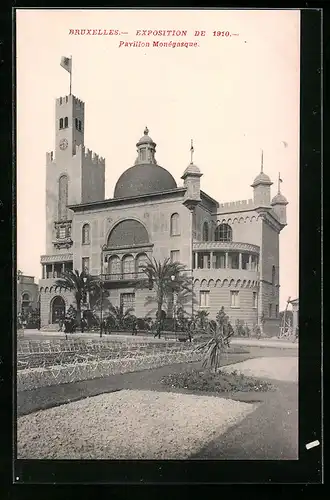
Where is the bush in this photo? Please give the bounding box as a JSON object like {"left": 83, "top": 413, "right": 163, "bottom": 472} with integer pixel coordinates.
{"left": 161, "top": 369, "right": 275, "bottom": 393}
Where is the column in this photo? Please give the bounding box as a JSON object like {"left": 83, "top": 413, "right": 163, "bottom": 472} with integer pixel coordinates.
{"left": 42, "top": 265, "right": 45, "bottom": 279}
{"left": 62, "top": 263, "right": 65, "bottom": 274}
{"left": 52, "top": 264, "right": 55, "bottom": 278}
{"left": 194, "top": 252, "right": 198, "bottom": 269}
{"left": 210, "top": 251, "right": 213, "bottom": 269}
{"left": 248, "top": 254, "right": 252, "bottom": 271}
{"left": 225, "top": 252, "right": 228, "bottom": 268}
{"left": 239, "top": 253, "right": 242, "bottom": 270}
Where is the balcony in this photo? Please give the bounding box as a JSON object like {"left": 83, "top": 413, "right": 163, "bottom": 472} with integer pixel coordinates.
{"left": 100, "top": 271, "right": 145, "bottom": 284}
{"left": 193, "top": 241, "right": 260, "bottom": 254}
{"left": 192, "top": 240, "right": 260, "bottom": 283}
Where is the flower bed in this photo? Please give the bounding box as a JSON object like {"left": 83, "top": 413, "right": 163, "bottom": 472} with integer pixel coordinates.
{"left": 17, "top": 350, "right": 203, "bottom": 391}
{"left": 161, "top": 369, "right": 275, "bottom": 393}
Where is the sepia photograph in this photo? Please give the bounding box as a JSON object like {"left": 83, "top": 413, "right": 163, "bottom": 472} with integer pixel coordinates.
{"left": 15, "top": 8, "right": 301, "bottom": 465}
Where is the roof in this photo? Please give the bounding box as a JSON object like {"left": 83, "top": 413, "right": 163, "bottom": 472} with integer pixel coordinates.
{"left": 114, "top": 163, "right": 178, "bottom": 198}
{"left": 251, "top": 171, "right": 273, "bottom": 187}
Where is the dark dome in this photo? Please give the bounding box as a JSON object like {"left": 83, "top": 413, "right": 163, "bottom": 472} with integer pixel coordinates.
{"left": 114, "top": 164, "right": 177, "bottom": 198}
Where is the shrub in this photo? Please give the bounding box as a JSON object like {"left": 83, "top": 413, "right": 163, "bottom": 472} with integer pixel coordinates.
{"left": 195, "top": 306, "right": 234, "bottom": 373}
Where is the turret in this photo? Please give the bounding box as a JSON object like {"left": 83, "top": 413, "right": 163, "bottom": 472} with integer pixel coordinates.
{"left": 134, "top": 126, "right": 157, "bottom": 165}
{"left": 271, "top": 173, "right": 288, "bottom": 226}
{"left": 181, "top": 140, "right": 202, "bottom": 211}
{"left": 251, "top": 150, "right": 273, "bottom": 207}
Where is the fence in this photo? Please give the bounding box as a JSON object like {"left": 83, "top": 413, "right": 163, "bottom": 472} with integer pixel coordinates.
{"left": 17, "top": 340, "right": 202, "bottom": 391}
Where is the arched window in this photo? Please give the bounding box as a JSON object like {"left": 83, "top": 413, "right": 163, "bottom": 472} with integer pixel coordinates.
{"left": 122, "top": 255, "right": 135, "bottom": 277}
{"left": 136, "top": 253, "right": 148, "bottom": 273}
{"left": 64, "top": 117, "right": 68, "bottom": 128}
{"left": 21, "top": 293, "right": 31, "bottom": 313}
{"left": 214, "top": 223, "right": 232, "bottom": 242}
{"left": 203, "top": 222, "right": 209, "bottom": 241}
{"left": 59, "top": 118, "right": 63, "bottom": 129}
{"left": 170, "top": 213, "right": 180, "bottom": 236}
{"left": 107, "top": 219, "right": 149, "bottom": 248}
{"left": 272, "top": 266, "right": 276, "bottom": 285}
{"left": 82, "top": 223, "right": 90, "bottom": 245}
{"left": 58, "top": 175, "right": 68, "bottom": 220}
{"left": 140, "top": 148, "right": 146, "bottom": 162}
{"left": 108, "top": 255, "right": 121, "bottom": 278}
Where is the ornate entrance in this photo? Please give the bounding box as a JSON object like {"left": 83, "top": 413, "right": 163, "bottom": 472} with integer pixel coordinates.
{"left": 51, "top": 296, "right": 65, "bottom": 323}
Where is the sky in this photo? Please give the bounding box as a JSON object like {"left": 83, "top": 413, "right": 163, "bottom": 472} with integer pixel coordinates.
{"left": 16, "top": 9, "right": 300, "bottom": 309}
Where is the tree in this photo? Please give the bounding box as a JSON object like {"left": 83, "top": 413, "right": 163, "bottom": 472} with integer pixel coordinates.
{"left": 136, "top": 257, "right": 193, "bottom": 338}
{"left": 196, "top": 306, "right": 234, "bottom": 373}
{"left": 54, "top": 270, "right": 101, "bottom": 329}
{"left": 195, "top": 310, "right": 210, "bottom": 330}
{"left": 107, "top": 303, "right": 135, "bottom": 331}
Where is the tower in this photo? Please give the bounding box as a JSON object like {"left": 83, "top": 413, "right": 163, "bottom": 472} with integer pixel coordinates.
{"left": 45, "top": 94, "right": 105, "bottom": 254}
{"left": 271, "top": 173, "right": 288, "bottom": 226}
{"left": 251, "top": 150, "right": 273, "bottom": 207}
{"left": 181, "top": 140, "right": 203, "bottom": 211}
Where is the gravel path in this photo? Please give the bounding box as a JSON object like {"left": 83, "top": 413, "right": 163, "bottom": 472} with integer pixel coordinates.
{"left": 17, "top": 389, "right": 258, "bottom": 460}
{"left": 221, "top": 357, "right": 298, "bottom": 382}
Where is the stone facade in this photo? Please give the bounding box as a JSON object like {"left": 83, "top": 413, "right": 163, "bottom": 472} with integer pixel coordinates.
{"left": 17, "top": 274, "right": 39, "bottom": 314}
{"left": 39, "top": 94, "right": 288, "bottom": 335}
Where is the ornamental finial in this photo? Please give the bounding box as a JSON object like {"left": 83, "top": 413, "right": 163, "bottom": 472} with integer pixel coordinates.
{"left": 144, "top": 126, "right": 149, "bottom": 135}
{"left": 190, "top": 139, "right": 194, "bottom": 164}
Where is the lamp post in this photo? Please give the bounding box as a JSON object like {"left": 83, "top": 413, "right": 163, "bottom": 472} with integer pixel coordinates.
{"left": 171, "top": 274, "right": 176, "bottom": 340}
{"left": 100, "top": 244, "right": 107, "bottom": 338}
{"left": 82, "top": 275, "right": 88, "bottom": 334}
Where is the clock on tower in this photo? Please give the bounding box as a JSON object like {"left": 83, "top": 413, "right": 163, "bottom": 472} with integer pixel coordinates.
{"left": 59, "top": 138, "right": 68, "bottom": 150}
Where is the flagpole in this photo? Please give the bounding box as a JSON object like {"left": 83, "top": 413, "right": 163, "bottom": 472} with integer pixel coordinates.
{"left": 69, "top": 55, "right": 72, "bottom": 95}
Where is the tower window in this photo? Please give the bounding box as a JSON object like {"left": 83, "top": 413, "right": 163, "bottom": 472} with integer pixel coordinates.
{"left": 215, "top": 223, "right": 232, "bottom": 242}
{"left": 202, "top": 222, "right": 209, "bottom": 241}
{"left": 170, "top": 213, "right": 180, "bottom": 236}
{"left": 253, "top": 292, "right": 257, "bottom": 308}
{"left": 140, "top": 148, "right": 146, "bottom": 162}
{"left": 75, "top": 118, "right": 78, "bottom": 129}
{"left": 58, "top": 175, "right": 68, "bottom": 221}
{"left": 82, "top": 224, "right": 90, "bottom": 245}
{"left": 59, "top": 118, "right": 64, "bottom": 129}
{"left": 64, "top": 117, "right": 68, "bottom": 128}
{"left": 78, "top": 120, "right": 82, "bottom": 131}
{"left": 272, "top": 265, "right": 276, "bottom": 294}
{"left": 269, "top": 303, "right": 272, "bottom": 318}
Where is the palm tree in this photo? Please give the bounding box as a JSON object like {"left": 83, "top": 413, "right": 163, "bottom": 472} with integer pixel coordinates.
{"left": 196, "top": 306, "right": 234, "bottom": 373}
{"left": 195, "top": 309, "right": 210, "bottom": 330}
{"left": 136, "top": 257, "right": 193, "bottom": 338}
{"left": 54, "top": 270, "right": 101, "bottom": 329}
{"left": 107, "top": 303, "right": 135, "bottom": 331}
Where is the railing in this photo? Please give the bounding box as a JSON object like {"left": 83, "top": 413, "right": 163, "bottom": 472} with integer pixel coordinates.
{"left": 193, "top": 241, "right": 260, "bottom": 253}
{"left": 100, "top": 271, "right": 146, "bottom": 282}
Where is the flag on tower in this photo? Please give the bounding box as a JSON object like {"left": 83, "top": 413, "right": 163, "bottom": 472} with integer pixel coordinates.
{"left": 60, "top": 56, "right": 72, "bottom": 73}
